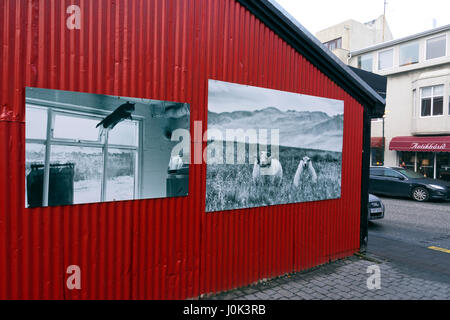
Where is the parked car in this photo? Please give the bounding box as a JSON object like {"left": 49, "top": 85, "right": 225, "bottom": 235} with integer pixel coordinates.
{"left": 369, "top": 167, "right": 450, "bottom": 202}
{"left": 368, "top": 194, "right": 385, "bottom": 220}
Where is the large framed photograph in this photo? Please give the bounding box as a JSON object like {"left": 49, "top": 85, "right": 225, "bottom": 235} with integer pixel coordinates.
{"left": 25, "top": 87, "right": 190, "bottom": 208}
{"left": 205, "top": 80, "right": 344, "bottom": 212}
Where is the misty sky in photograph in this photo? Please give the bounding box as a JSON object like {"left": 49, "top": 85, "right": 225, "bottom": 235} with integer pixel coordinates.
{"left": 208, "top": 80, "right": 344, "bottom": 116}
{"left": 275, "top": 0, "right": 449, "bottom": 39}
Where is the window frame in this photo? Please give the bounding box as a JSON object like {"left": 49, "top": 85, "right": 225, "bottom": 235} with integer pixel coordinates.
{"left": 399, "top": 41, "right": 419, "bottom": 67}
{"left": 419, "top": 85, "right": 445, "bottom": 118}
{"left": 378, "top": 48, "right": 394, "bottom": 71}
{"left": 323, "top": 37, "right": 342, "bottom": 51}
{"left": 358, "top": 53, "right": 373, "bottom": 72}
{"left": 425, "top": 34, "right": 447, "bottom": 61}
{"left": 26, "top": 103, "right": 142, "bottom": 206}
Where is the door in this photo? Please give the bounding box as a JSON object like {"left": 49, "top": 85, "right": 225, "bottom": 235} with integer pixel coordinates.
{"left": 382, "top": 169, "right": 410, "bottom": 196}
{"left": 369, "top": 168, "right": 386, "bottom": 194}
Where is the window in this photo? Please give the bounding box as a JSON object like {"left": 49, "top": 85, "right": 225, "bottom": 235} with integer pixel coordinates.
{"left": 421, "top": 85, "right": 444, "bottom": 116}
{"left": 417, "top": 152, "right": 434, "bottom": 178}
{"left": 399, "top": 42, "right": 419, "bottom": 66}
{"left": 426, "top": 35, "right": 446, "bottom": 60}
{"left": 358, "top": 54, "right": 373, "bottom": 72}
{"left": 26, "top": 107, "right": 47, "bottom": 140}
{"left": 436, "top": 152, "right": 450, "bottom": 181}
{"left": 378, "top": 49, "right": 393, "bottom": 70}
{"left": 398, "top": 151, "right": 416, "bottom": 171}
{"left": 25, "top": 105, "right": 140, "bottom": 206}
{"left": 53, "top": 113, "right": 101, "bottom": 141}
{"left": 371, "top": 148, "right": 384, "bottom": 166}
{"left": 323, "top": 37, "right": 342, "bottom": 51}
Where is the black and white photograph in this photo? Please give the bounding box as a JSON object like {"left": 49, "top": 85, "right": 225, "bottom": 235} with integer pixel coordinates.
{"left": 25, "top": 87, "right": 190, "bottom": 208}
{"left": 205, "top": 80, "right": 344, "bottom": 212}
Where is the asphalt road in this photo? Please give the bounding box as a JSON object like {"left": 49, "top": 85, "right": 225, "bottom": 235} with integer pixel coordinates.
{"left": 367, "top": 196, "right": 450, "bottom": 284}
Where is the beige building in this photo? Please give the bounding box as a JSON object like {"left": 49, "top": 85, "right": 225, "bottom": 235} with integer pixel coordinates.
{"left": 316, "top": 15, "right": 393, "bottom": 63}
{"left": 348, "top": 25, "right": 450, "bottom": 181}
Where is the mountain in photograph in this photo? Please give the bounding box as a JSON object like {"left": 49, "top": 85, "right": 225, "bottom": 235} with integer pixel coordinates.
{"left": 207, "top": 107, "right": 344, "bottom": 152}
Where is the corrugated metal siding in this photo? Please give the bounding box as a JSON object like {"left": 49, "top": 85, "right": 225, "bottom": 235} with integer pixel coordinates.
{"left": 0, "top": 0, "right": 363, "bottom": 299}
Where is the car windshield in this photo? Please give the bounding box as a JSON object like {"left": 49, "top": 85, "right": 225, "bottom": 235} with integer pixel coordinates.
{"left": 395, "top": 168, "right": 424, "bottom": 179}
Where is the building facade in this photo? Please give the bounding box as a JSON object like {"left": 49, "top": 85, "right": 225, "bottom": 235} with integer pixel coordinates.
{"left": 316, "top": 15, "right": 393, "bottom": 64}
{"left": 349, "top": 25, "right": 450, "bottom": 181}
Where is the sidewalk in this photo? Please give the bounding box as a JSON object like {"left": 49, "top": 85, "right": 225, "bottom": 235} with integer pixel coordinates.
{"left": 203, "top": 254, "right": 449, "bottom": 300}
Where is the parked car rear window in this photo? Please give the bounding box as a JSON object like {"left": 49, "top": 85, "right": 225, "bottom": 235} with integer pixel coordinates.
{"left": 395, "top": 168, "right": 424, "bottom": 179}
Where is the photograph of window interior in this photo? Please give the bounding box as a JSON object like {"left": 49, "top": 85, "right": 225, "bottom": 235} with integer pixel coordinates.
{"left": 25, "top": 87, "right": 190, "bottom": 208}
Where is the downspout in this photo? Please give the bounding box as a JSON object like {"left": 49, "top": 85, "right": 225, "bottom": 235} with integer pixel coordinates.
{"left": 360, "top": 106, "right": 372, "bottom": 252}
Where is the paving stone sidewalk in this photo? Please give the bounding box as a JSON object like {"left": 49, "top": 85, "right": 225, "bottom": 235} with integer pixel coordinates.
{"left": 203, "top": 254, "right": 449, "bottom": 300}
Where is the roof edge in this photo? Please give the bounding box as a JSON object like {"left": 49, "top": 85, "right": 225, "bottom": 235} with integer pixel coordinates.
{"left": 351, "top": 24, "right": 450, "bottom": 56}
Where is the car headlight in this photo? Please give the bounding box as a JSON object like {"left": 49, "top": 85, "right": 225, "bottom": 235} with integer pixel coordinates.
{"left": 428, "top": 184, "right": 445, "bottom": 190}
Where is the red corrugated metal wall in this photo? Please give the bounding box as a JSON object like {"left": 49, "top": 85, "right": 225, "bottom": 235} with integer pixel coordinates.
{"left": 0, "top": 0, "right": 363, "bottom": 299}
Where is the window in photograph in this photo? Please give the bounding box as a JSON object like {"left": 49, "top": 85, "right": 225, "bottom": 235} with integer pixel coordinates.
{"left": 399, "top": 42, "right": 419, "bottom": 66}
{"left": 50, "top": 145, "right": 104, "bottom": 205}
{"left": 378, "top": 49, "right": 393, "bottom": 70}
{"left": 26, "top": 106, "right": 48, "bottom": 140}
{"left": 108, "top": 120, "right": 139, "bottom": 147}
{"left": 53, "top": 113, "right": 102, "bottom": 142}
{"left": 105, "top": 149, "right": 137, "bottom": 201}
{"left": 28, "top": 111, "right": 140, "bottom": 206}
{"left": 421, "top": 85, "right": 444, "bottom": 117}
{"left": 426, "top": 35, "right": 446, "bottom": 60}
{"left": 358, "top": 54, "right": 373, "bottom": 72}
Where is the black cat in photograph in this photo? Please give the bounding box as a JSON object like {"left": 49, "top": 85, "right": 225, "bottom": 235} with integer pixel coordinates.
{"left": 96, "top": 101, "right": 135, "bottom": 130}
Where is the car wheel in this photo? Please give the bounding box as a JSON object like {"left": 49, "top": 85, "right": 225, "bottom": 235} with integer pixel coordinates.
{"left": 412, "top": 187, "right": 429, "bottom": 202}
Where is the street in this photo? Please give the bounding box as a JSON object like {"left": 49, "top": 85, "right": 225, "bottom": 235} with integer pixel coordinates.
{"left": 368, "top": 197, "right": 450, "bottom": 283}
{"left": 204, "top": 197, "right": 450, "bottom": 300}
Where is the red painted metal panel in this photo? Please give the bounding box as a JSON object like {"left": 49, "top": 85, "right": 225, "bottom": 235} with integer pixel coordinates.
{"left": 0, "top": 0, "right": 365, "bottom": 299}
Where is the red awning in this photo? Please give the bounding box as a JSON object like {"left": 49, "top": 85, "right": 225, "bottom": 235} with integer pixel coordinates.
{"left": 371, "top": 137, "right": 384, "bottom": 148}
{"left": 389, "top": 136, "right": 450, "bottom": 152}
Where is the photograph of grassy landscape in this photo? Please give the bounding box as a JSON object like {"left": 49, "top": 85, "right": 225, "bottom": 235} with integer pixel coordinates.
{"left": 206, "top": 80, "right": 344, "bottom": 212}
{"left": 206, "top": 142, "right": 342, "bottom": 212}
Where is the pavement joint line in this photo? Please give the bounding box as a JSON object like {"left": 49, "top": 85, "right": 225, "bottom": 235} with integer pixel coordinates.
{"left": 428, "top": 246, "right": 450, "bottom": 254}
{"left": 354, "top": 252, "right": 384, "bottom": 264}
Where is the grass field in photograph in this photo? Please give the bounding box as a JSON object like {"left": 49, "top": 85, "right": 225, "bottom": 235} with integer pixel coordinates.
{"left": 205, "top": 142, "right": 342, "bottom": 212}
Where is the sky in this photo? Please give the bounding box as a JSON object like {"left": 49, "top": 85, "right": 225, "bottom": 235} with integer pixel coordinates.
{"left": 208, "top": 80, "right": 344, "bottom": 116}
{"left": 274, "top": 0, "right": 450, "bottom": 39}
